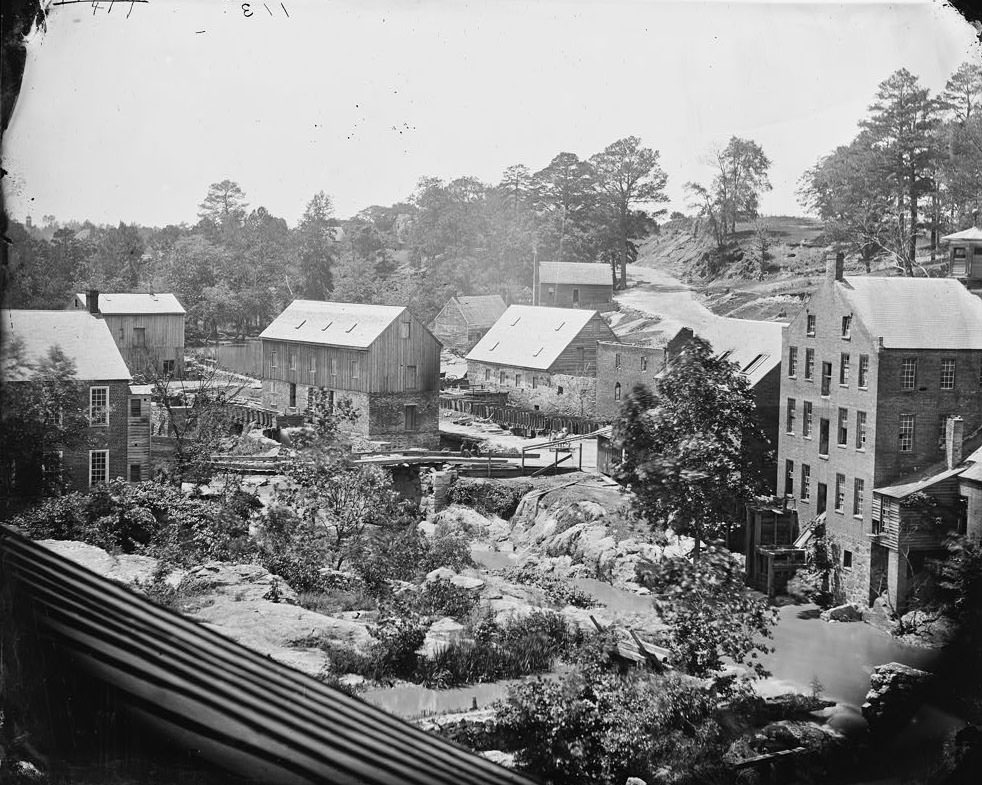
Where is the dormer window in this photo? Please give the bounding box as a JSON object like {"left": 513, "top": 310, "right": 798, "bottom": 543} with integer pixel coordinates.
{"left": 555, "top": 321, "right": 566, "bottom": 331}
{"left": 295, "top": 319, "right": 306, "bottom": 329}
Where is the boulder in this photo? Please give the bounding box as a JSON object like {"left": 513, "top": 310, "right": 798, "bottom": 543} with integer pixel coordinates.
{"left": 861, "top": 662, "right": 933, "bottom": 737}
{"left": 187, "top": 562, "right": 299, "bottom": 605}
{"left": 420, "top": 617, "right": 468, "bottom": 657}
{"left": 820, "top": 603, "right": 863, "bottom": 623}
{"left": 480, "top": 751, "right": 516, "bottom": 768}
{"left": 38, "top": 540, "right": 167, "bottom": 588}
{"left": 450, "top": 574, "right": 486, "bottom": 591}
{"left": 425, "top": 567, "right": 457, "bottom": 583}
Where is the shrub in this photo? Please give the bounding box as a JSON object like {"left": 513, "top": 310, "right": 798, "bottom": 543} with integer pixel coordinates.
{"left": 388, "top": 580, "right": 480, "bottom": 622}
{"left": 254, "top": 505, "right": 331, "bottom": 593}
{"left": 448, "top": 479, "right": 532, "bottom": 519}
{"left": 299, "top": 588, "right": 376, "bottom": 616}
{"left": 354, "top": 525, "right": 474, "bottom": 596}
{"left": 502, "top": 566, "right": 598, "bottom": 609}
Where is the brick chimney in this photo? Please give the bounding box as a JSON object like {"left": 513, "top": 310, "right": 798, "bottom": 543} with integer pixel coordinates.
{"left": 946, "top": 415, "right": 964, "bottom": 470}
{"left": 85, "top": 289, "right": 100, "bottom": 314}
{"left": 826, "top": 251, "right": 845, "bottom": 281}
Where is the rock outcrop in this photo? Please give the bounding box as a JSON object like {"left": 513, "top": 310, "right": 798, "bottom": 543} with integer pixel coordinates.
{"left": 820, "top": 603, "right": 863, "bottom": 623}
{"left": 861, "top": 662, "right": 933, "bottom": 737}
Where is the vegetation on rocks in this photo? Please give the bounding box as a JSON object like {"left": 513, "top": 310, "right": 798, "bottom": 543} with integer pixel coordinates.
{"left": 447, "top": 478, "right": 533, "bottom": 519}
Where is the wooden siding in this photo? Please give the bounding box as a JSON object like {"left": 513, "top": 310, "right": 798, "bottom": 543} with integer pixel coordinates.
{"left": 127, "top": 393, "right": 152, "bottom": 481}
{"left": 547, "top": 314, "right": 618, "bottom": 375}
{"left": 875, "top": 477, "right": 963, "bottom": 551}
{"left": 104, "top": 313, "right": 186, "bottom": 376}
{"left": 431, "top": 301, "right": 468, "bottom": 352}
{"left": 538, "top": 283, "right": 612, "bottom": 309}
{"left": 261, "top": 311, "right": 441, "bottom": 395}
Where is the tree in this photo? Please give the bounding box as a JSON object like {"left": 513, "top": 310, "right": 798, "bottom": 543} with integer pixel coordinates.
{"left": 940, "top": 60, "right": 982, "bottom": 123}
{"left": 197, "top": 179, "right": 249, "bottom": 228}
{"left": 532, "top": 152, "right": 596, "bottom": 264}
{"left": 297, "top": 191, "right": 340, "bottom": 298}
{"left": 612, "top": 337, "right": 768, "bottom": 558}
{"left": 589, "top": 137, "right": 668, "bottom": 288}
{"left": 0, "top": 340, "right": 89, "bottom": 504}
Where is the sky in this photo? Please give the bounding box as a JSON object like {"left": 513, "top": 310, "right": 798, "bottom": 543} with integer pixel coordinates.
{"left": 3, "top": 0, "right": 979, "bottom": 227}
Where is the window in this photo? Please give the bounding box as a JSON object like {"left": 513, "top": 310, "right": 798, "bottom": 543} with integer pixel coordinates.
{"left": 289, "top": 383, "right": 297, "bottom": 409}
{"left": 788, "top": 346, "right": 798, "bottom": 377}
{"left": 42, "top": 451, "right": 63, "bottom": 488}
{"left": 786, "top": 398, "right": 796, "bottom": 434}
{"left": 532, "top": 376, "right": 538, "bottom": 389}
{"left": 129, "top": 464, "right": 142, "bottom": 483}
{"left": 853, "top": 478, "right": 864, "bottom": 516}
{"left": 902, "top": 358, "right": 917, "bottom": 390}
{"left": 572, "top": 288, "right": 580, "bottom": 305}
{"left": 843, "top": 550, "right": 853, "bottom": 569}
{"left": 858, "top": 354, "right": 869, "bottom": 388}
{"left": 806, "top": 314, "right": 816, "bottom": 337}
{"left": 331, "top": 357, "right": 338, "bottom": 376}
{"left": 271, "top": 350, "right": 278, "bottom": 370}
{"left": 614, "top": 353, "right": 622, "bottom": 369}
{"left": 118, "top": 326, "right": 125, "bottom": 342}
{"left": 899, "top": 414, "right": 915, "bottom": 452}
{"left": 817, "top": 482, "right": 827, "bottom": 514}
{"left": 499, "top": 370, "right": 506, "bottom": 385}
{"left": 309, "top": 356, "right": 316, "bottom": 378}
{"left": 133, "top": 327, "right": 146, "bottom": 347}
{"left": 821, "top": 362, "right": 832, "bottom": 396}
{"left": 130, "top": 398, "right": 142, "bottom": 418}
{"left": 785, "top": 459, "right": 794, "bottom": 497}
{"left": 89, "top": 386, "right": 108, "bottom": 426}
{"left": 484, "top": 368, "right": 490, "bottom": 382}
{"left": 350, "top": 360, "right": 359, "bottom": 379}
{"left": 614, "top": 382, "right": 622, "bottom": 401}
{"left": 837, "top": 407, "right": 848, "bottom": 446}
{"left": 856, "top": 410, "right": 867, "bottom": 449}
{"left": 289, "top": 352, "right": 297, "bottom": 371}
{"left": 404, "top": 405, "right": 417, "bottom": 431}
{"left": 162, "top": 359, "right": 175, "bottom": 376}
{"left": 840, "top": 353, "right": 850, "bottom": 386}
{"left": 406, "top": 365, "right": 418, "bottom": 390}
{"left": 89, "top": 450, "right": 108, "bottom": 487}
{"left": 804, "top": 349, "right": 815, "bottom": 380}
{"left": 557, "top": 385, "right": 564, "bottom": 395}
{"left": 835, "top": 473, "right": 846, "bottom": 512}
{"left": 803, "top": 401, "right": 813, "bottom": 437}
{"left": 400, "top": 321, "right": 411, "bottom": 339}
{"left": 841, "top": 315, "right": 852, "bottom": 338}
{"left": 819, "top": 418, "right": 830, "bottom": 456}
{"left": 941, "top": 358, "right": 955, "bottom": 390}
{"left": 515, "top": 373, "right": 523, "bottom": 387}
{"left": 640, "top": 355, "right": 647, "bottom": 372}
{"left": 800, "top": 464, "right": 811, "bottom": 501}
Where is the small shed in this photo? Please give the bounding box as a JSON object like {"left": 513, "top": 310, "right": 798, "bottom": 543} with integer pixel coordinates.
{"left": 430, "top": 295, "right": 507, "bottom": 353}
{"left": 536, "top": 262, "right": 613, "bottom": 310}
{"left": 942, "top": 226, "right": 982, "bottom": 285}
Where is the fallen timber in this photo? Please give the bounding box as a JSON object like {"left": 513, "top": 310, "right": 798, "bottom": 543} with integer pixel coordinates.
{"left": 589, "top": 615, "right": 672, "bottom": 672}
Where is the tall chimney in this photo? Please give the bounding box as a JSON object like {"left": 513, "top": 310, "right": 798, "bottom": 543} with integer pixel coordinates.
{"left": 946, "top": 415, "right": 964, "bottom": 470}
{"left": 826, "top": 251, "right": 845, "bottom": 281}
{"left": 86, "top": 289, "right": 100, "bottom": 314}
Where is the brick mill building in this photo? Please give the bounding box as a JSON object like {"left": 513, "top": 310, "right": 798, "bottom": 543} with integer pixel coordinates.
{"left": 466, "top": 305, "right": 618, "bottom": 418}
{"left": 259, "top": 300, "right": 442, "bottom": 449}
{"left": 430, "top": 294, "right": 507, "bottom": 354}
{"left": 535, "top": 261, "right": 613, "bottom": 310}
{"left": 1, "top": 309, "right": 151, "bottom": 491}
{"left": 776, "top": 256, "right": 982, "bottom": 611}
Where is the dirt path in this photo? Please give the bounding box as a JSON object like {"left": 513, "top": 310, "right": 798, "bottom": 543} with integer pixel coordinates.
{"left": 615, "top": 265, "right": 721, "bottom": 337}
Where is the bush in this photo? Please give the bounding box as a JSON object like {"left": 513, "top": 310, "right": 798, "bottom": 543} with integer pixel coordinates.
{"left": 254, "top": 505, "right": 331, "bottom": 593}
{"left": 324, "top": 614, "right": 428, "bottom": 685}
{"left": 448, "top": 479, "right": 532, "bottom": 519}
{"left": 299, "top": 587, "right": 376, "bottom": 615}
{"left": 502, "top": 565, "right": 598, "bottom": 609}
{"left": 388, "top": 580, "right": 480, "bottom": 622}
{"left": 354, "top": 525, "right": 474, "bottom": 596}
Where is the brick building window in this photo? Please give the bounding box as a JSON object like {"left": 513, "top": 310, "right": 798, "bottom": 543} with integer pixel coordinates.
{"left": 804, "top": 349, "right": 815, "bottom": 380}
{"left": 835, "top": 473, "right": 846, "bottom": 512}
{"left": 614, "top": 353, "right": 622, "bottom": 369}
{"left": 788, "top": 346, "right": 798, "bottom": 377}
{"left": 803, "top": 400, "right": 813, "bottom": 437}
{"left": 841, "top": 315, "right": 852, "bottom": 338}
{"left": 858, "top": 354, "right": 869, "bottom": 388}
{"left": 856, "top": 410, "right": 867, "bottom": 449}
{"left": 89, "top": 386, "right": 108, "bottom": 426}
{"left": 899, "top": 414, "right": 915, "bottom": 452}
{"left": 821, "top": 362, "right": 832, "bottom": 396}
{"left": 89, "top": 450, "right": 108, "bottom": 487}
{"left": 837, "top": 407, "right": 848, "bottom": 446}
{"left": 840, "top": 353, "right": 850, "bottom": 386}
{"left": 941, "top": 358, "right": 955, "bottom": 390}
{"left": 902, "top": 358, "right": 917, "bottom": 390}
{"left": 806, "top": 314, "right": 816, "bottom": 337}
{"left": 800, "top": 464, "right": 811, "bottom": 500}
{"left": 785, "top": 459, "right": 794, "bottom": 497}
{"left": 819, "top": 418, "right": 830, "bottom": 456}
{"left": 853, "top": 478, "right": 864, "bottom": 516}
{"left": 786, "top": 398, "right": 796, "bottom": 434}
{"left": 614, "top": 382, "right": 622, "bottom": 401}
{"left": 404, "top": 405, "right": 418, "bottom": 431}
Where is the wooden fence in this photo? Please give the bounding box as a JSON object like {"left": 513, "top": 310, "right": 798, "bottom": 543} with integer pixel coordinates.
{"left": 440, "top": 394, "right": 606, "bottom": 436}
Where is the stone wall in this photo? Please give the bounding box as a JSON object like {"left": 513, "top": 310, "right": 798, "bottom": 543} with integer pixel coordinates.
{"left": 466, "top": 360, "right": 598, "bottom": 418}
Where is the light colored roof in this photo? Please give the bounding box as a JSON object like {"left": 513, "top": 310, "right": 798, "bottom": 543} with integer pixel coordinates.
{"left": 74, "top": 292, "right": 186, "bottom": 315}
{"left": 454, "top": 295, "right": 507, "bottom": 327}
{"left": 875, "top": 467, "right": 966, "bottom": 499}
{"left": 466, "top": 305, "right": 606, "bottom": 370}
{"left": 960, "top": 446, "right": 982, "bottom": 484}
{"left": 259, "top": 300, "right": 407, "bottom": 349}
{"left": 838, "top": 277, "right": 982, "bottom": 350}
{"left": 1, "top": 310, "right": 131, "bottom": 381}
{"left": 941, "top": 227, "right": 982, "bottom": 242}
{"left": 539, "top": 261, "right": 612, "bottom": 286}
{"left": 691, "top": 317, "right": 785, "bottom": 387}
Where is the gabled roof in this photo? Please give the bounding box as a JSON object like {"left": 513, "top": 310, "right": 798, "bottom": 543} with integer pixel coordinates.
{"left": 837, "top": 277, "right": 982, "bottom": 350}
{"left": 874, "top": 467, "right": 966, "bottom": 500}
{"left": 466, "top": 305, "right": 607, "bottom": 370}
{"left": 538, "top": 262, "right": 612, "bottom": 286}
{"left": 260, "top": 300, "right": 408, "bottom": 349}
{"left": 74, "top": 292, "right": 186, "bottom": 315}
{"left": 690, "top": 318, "right": 785, "bottom": 387}
{"left": 2, "top": 310, "right": 131, "bottom": 381}
{"left": 959, "top": 446, "right": 982, "bottom": 484}
{"left": 941, "top": 227, "right": 982, "bottom": 242}
{"left": 453, "top": 295, "right": 507, "bottom": 327}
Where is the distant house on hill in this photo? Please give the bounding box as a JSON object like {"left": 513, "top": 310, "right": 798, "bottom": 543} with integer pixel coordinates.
{"left": 536, "top": 262, "right": 613, "bottom": 310}
{"left": 430, "top": 295, "right": 507, "bottom": 353}
{"left": 942, "top": 226, "right": 982, "bottom": 292}
{"left": 259, "top": 300, "right": 442, "bottom": 449}
{"left": 1, "top": 309, "right": 150, "bottom": 492}
{"left": 466, "top": 305, "right": 617, "bottom": 418}
{"left": 69, "top": 291, "right": 186, "bottom": 378}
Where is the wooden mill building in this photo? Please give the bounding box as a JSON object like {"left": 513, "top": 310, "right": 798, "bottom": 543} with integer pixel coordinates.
{"left": 430, "top": 294, "right": 507, "bottom": 354}
{"left": 70, "top": 291, "right": 186, "bottom": 378}
{"left": 535, "top": 262, "right": 613, "bottom": 310}
{"left": 465, "top": 305, "right": 617, "bottom": 418}
{"left": 259, "top": 300, "right": 442, "bottom": 449}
